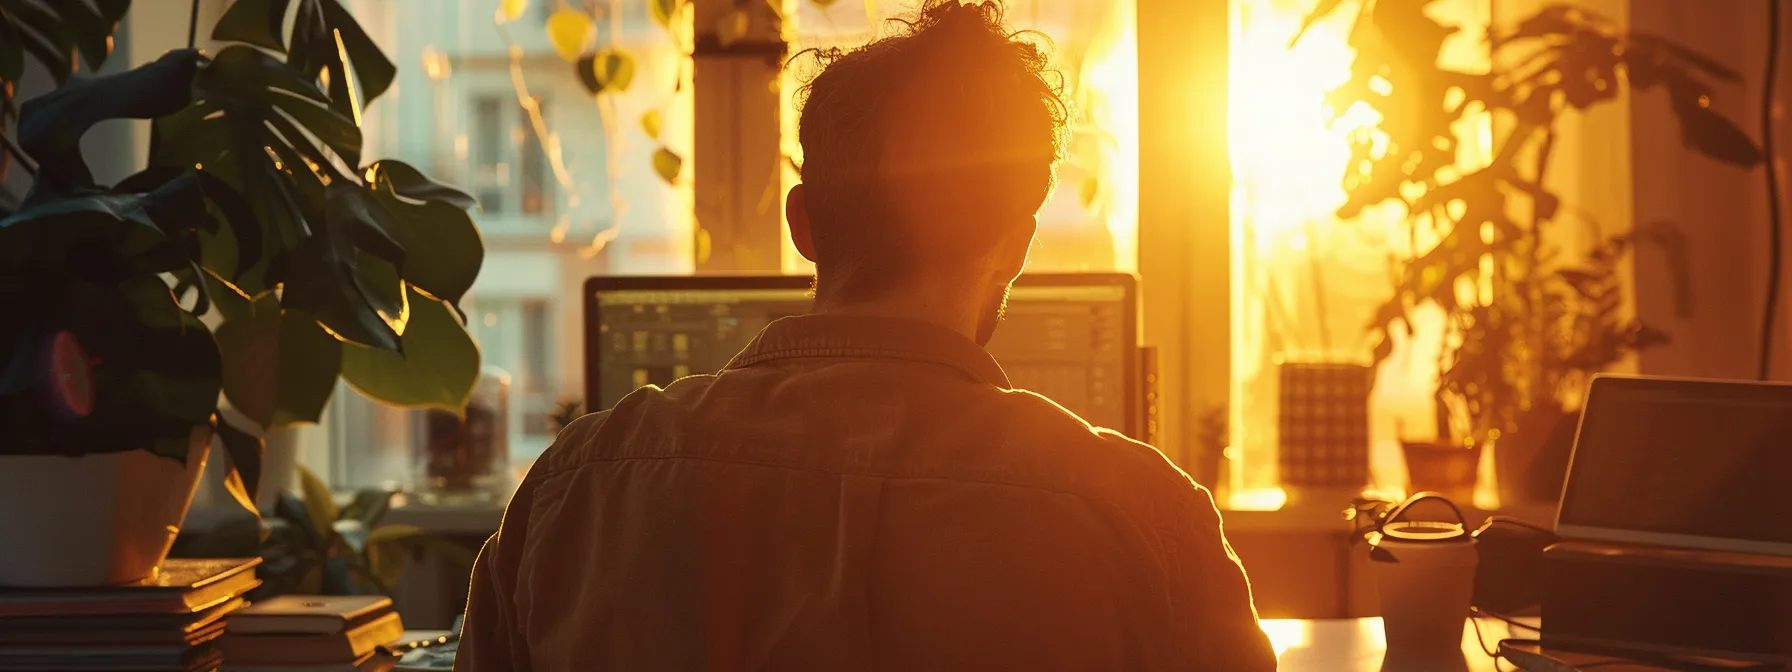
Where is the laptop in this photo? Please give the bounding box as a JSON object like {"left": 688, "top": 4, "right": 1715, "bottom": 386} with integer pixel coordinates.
{"left": 582, "top": 273, "right": 1145, "bottom": 440}
{"left": 1555, "top": 374, "right": 1792, "bottom": 556}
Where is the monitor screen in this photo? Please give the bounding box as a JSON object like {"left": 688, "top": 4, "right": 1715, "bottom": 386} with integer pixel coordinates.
{"left": 1556, "top": 376, "right": 1792, "bottom": 555}
{"left": 584, "top": 274, "right": 1139, "bottom": 438}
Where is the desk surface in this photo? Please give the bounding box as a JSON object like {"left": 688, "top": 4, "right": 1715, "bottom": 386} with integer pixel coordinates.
{"left": 1269, "top": 618, "right": 1510, "bottom": 672}
{"left": 1270, "top": 619, "right": 1749, "bottom": 672}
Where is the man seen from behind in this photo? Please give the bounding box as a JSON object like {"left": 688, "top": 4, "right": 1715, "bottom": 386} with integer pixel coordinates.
{"left": 456, "top": 2, "right": 1276, "bottom": 669}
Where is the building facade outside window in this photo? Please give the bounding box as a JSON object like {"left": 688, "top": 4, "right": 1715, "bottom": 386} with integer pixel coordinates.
{"left": 305, "top": 0, "right": 1139, "bottom": 492}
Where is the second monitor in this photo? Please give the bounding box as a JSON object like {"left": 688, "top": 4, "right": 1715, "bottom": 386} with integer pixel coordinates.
{"left": 583, "top": 273, "right": 1142, "bottom": 439}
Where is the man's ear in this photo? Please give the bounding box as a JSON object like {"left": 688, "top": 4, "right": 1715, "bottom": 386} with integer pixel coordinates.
{"left": 995, "top": 214, "right": 1039, "bottom": 282}
{"left": 787, "top": 184, "right": 817, "bottom": 263}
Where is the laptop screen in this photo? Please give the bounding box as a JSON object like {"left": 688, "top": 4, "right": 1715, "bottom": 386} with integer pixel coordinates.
{"left": 584, "top": 274, "right": 1140, "bottom": 439}
{"left": 1556, "top": 376, "right": 1792, "bottom": 555}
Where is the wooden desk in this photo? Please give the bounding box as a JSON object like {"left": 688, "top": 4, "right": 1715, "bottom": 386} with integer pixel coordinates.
{"left": 1270, "top": 619, "right": 1746, "bottom": 672}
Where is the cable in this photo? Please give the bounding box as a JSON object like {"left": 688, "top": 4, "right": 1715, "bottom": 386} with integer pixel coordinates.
{"left": 1761, "top": 0, "right": 1783, "bottom": 381}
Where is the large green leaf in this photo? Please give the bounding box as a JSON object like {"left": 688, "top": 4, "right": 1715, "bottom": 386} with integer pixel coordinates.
{"left": 0, "top": 0, "right": 78, "bottom": 85}
{"left": 17, "top": 49, "right": 202, "bottom": 193}
{"left": 196, "top": 45, "right": 362, "bottom": 167}
{"left": 364, "top": 159, "right": 475, "bottom": 210}
{"left": 216, "top": 294, "right": 344, "bottom": 428}
{"left": 0, "top": 177, "right": 208, "bottom": 279}
{"left": 267, "top": 0, "right": 394, "bottom": 119}
{"left": 117, "top": 166, "right": 265, "bottom": 282}
{"left": 279, "top": 182, "right": 406, "bottom": 350}
{"left": 212, "top": 0, "right": 291, "bottom": 52}
{"left": 365, "top": 161, "right": 482, "bottom": 307}
{"left": 157, "top": 48, "right": 366, "bottom": 293}
{"left": 340, "top": 286, "right": 479, "bottom": 412}
{"left": 0, "top": 12, "right": 22, "bottom": 86}
{"left": 200, "top": 45, "right": 330, "bottom": 105}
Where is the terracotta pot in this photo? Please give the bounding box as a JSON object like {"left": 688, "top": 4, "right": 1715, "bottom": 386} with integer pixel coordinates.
{"left": 0, "top": 426, "right": 212, "bottom": 587}
{"left": 1401, "top": 440, "right": 1481, "bottom": 505}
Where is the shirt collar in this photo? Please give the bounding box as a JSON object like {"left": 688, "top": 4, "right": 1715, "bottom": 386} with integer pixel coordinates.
{"left": 725, "top": 314, "right": 1012, "bottom": 388}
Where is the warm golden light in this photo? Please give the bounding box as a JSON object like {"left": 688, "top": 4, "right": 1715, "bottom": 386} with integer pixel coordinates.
{"left": 1227, "top": 0, "right": 1497, "bottom": 503}
{"left": 1075, "top": 0, "right": 1141, "bottom": 272}
{"left": 1258, "top": 619, "right": 1310, "bottom": 658}
{"left": 1228, "top": 0, "right": 1392, "bottom": 504}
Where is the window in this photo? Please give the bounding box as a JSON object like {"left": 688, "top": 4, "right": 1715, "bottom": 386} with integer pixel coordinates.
{"left": 469, "top": 93, "right": 553, "bottom": 217}
{"left": 305, "top": 0, "right": 1139, "bottom": 492}
{"left": 1222, "top": 0, "right": 1621, "bottom": 509}
{"left": 472, "top": 95, "right": 506, "bottom": 213}
{"left": 308, "top": 0, "right": 689, "bottom": 488}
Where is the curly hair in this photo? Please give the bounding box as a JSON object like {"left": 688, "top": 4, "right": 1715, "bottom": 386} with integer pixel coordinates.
{"left": 793, "top": 0, "right": 1070, "bottom": 302}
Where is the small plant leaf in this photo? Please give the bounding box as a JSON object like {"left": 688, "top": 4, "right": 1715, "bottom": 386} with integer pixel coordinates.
{"left": 297, "top": 464, "right": 339, "bottom": 537}
{"left": 547, "top": 9, "right": 593, "bottom": 62}
{"left": 653, "top": 147, "right": 683, "bottom": 184}
{"left": 591, "top": 47, "right": 637, "bottom": 94}
{"left": 641, "top": 110, "right": 662, "bottom": 139}
{"left": 650, "top": 0, "right": 679, "bottom": 29}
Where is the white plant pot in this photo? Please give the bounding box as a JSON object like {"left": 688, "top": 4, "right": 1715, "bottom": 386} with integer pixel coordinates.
{"left": 0, "top": 426, "right": 212, "bottom": 587}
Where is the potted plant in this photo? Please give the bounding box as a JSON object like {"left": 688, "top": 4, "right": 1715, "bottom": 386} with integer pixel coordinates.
{"left": 1294, "top": 2, "right": 1761, "bottom": 505}
{"left": 0, "top": 0, "right": 484, "bottom": 587}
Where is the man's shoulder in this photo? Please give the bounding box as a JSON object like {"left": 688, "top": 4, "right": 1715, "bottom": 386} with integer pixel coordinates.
{"left": 527, "top": 375, "right": 719, "bottom": 477}
{"left": 977, "top": 387, "right": 1205, "bottom": 507}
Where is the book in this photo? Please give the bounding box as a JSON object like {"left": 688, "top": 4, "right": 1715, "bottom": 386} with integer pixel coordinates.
{"left": 0, "top": 619, "right": 226, "bottom": 647}
{"left": 228, "top": 595, "right": 393, "bottom": 635}
{"left": 0, "top": 642, "right": 222, "bottom": 671}
{"left": 219, "top": 610, "right": 405, "bottom": 665}
{"left": 0, "top": 558, "right": 261, "bottom": 617}
{"left": 0, "top": 596, "right": 245, "bottom": 644}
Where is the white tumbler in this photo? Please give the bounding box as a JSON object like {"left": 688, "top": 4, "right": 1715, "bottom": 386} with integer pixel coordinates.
{"left": 1370, "top": 519, "right": 1477, "bottom": 672}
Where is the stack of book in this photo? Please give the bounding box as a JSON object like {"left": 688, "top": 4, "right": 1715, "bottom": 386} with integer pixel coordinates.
{"left": 219, "top": 595, "right": 405, "bottom": 672}
{"left": 0, "top": 557, "right": 261, "bottom": 671}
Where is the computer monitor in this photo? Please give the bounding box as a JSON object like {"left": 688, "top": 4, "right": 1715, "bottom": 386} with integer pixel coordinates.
{"left": 583, "top": 273, "right": 1142, "bottom": 439}
{"left": 1556, "top": 375, "right": 1792, "bottom": 556}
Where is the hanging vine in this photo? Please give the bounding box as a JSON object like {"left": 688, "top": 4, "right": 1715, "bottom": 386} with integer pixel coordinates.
{"left": 488, "top": 0, "right": 690, "bottom": 259}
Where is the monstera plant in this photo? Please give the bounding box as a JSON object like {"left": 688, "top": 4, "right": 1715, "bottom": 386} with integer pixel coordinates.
{"left": 0, "top": 0, "right": 482, "bottom": 586}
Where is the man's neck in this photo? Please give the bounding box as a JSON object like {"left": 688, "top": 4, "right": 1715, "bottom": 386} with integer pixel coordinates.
{"left": 814, "top": 291, "right": 984, "bottom": 344}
